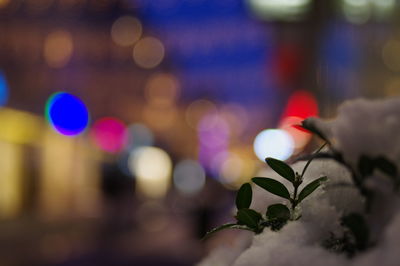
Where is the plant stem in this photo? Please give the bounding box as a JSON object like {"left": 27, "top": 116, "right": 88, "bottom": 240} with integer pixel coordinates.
{"left": 300, "top": 142, "right": 327, "bottom": 178}
{"left": 290, "top": 183, "right": 299, "bottom": 220}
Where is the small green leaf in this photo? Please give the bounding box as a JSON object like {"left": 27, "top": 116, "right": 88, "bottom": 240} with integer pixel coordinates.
{"left": 374, "top": 156, "right": 397, "bottom": 177}
{"left": 342, "top": 213, "right": 369, "bottom": 250}
{"left": 252, "top": 177, "right": 291, "bottom": 199}
{"left": 202, "top": 223, "right": 254, "bottom": 240}
{"left": 358, "top": 155, "right": 374, "bottom": 177}
{"left": 297, "top": 176, "right": 327, "bottom": 202}
{"left": 266, "top": 204, "right": 290, "bottom": 220}
{"left": 236, "top": 183, "right": 252, "bottom": 210}
{"left": 265, "top": 157, "right": 295, "bottom": 183}
{"left": 236, "top": 208, "right": 262, "bottom": 229}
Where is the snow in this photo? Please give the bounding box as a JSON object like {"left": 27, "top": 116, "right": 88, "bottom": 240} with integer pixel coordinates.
{"left": 198, "top": 98, "right": 400, "bottom": 266}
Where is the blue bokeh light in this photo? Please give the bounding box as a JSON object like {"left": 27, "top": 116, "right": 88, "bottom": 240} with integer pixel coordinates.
{"left": 0, "top": 71, "right": 9, "bottom": 106}
{"left": 45, "top": 92, "right": 90, "bottom": 136}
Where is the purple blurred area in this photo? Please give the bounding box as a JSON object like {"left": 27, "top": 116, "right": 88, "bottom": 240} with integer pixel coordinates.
{"left": 0, "top": 0, "right": 399, "bottom": 265}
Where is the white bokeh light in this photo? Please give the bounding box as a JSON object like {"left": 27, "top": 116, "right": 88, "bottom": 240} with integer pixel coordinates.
{"left": 128, "top": 146, "right": 172, "bottom": 198}
{"left": 253, "top": 129, "right": 295, "bottom": 161}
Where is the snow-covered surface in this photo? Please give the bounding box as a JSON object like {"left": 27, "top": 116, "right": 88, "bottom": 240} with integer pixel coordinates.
{"left": 198, "top": 98, "right": 400, "bottom": 266}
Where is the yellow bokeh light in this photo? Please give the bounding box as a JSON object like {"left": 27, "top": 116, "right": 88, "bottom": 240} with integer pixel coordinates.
{"left": 0, "top": 0, "right": 11, "bottom": 8}
{"left": 129, "top": 147, "right": 172, "bottom": 198}
{"left": 145, "top": 73, "right": 180, "bottom": 107}
{"left": 382, "top": 40, "right": 400, "bottom": 72}
{"left": 0, "top": 142, "right": 23, "bottom": 218}
{"left": 133, "top": 37, "right": 165, "bottom": 69}
{"left": 111, "top": 16, "right": 142, "bottom": 47}
{"left": 44, "top": 30, "right": 74, "bottom": 68}
{"left": 0, "top": 108, "right": 42, "bottom": 145}
{"left": 385, "top": 78, "right": 400, "bottom": 97}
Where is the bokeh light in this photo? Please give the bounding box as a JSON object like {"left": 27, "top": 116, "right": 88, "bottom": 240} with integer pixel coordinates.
{"left": 382, "top": 40, "right": 400, "bottom": 72}
{"left": 173, "top": 159, "right": 206, "bottom": 195}
{"left": 111, "top": 16, "right": 142, "bottom": 47}
{"left": 90, "top": 117, "right": 127, "bottom": 153}
{"left": 185, "top": 99, "right": 217, "bottom": 129}
{"left": 145, "top": 73, "right": 180, "bottom": 107}
{"left": 198, "top": 112, "right": 230, "bottom": 173}
{"left": 0, "top": 71, "right": 9, "bottom": 106}
{"left": 0, "top": 0, "right": 10, "bottom": 9}
{"left": 219, "top": 153, "right": 244, "bottom": 185}
{"left": 143, "top": 105, "right": 178, "bottom": 131}
{"left": 125, "top": 123, "right": 154, "bottom": 151}
{"left": 278, "top": 116, "right": 311, "bottom": 152}
{"left": 373, "top": 0, "right": 396, "bottom": 20}
{"left": 253, "top": 129, "right": 294, "bottom": 161}
{"left": 45, "top": 92, "right": 89, "bottom": 137}
{"left": 247, "top": 0, "right": 312, "bottom": 21}
{"left": 44, "top": 30, "right": 74, "bottom": 68}
{"left": 281, "top": 90, "right": 318, "bottom": 120}
{"left": 129, "top": 147, "right": 172, "bottom": 198}
{"left": 133, "top": 37, "right": 164, "bottom": 69}
{"left": 342, "top": 0, "right": 371, "bottom": 24}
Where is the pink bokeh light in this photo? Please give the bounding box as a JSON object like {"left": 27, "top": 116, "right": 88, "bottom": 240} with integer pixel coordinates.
{"left": 90, "top": 117, "right": 128, "bottom": 153}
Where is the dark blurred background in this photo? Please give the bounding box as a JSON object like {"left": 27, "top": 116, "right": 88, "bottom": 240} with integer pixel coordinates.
{"left": 0, "top": 0, "right": 399, "bottom": 265}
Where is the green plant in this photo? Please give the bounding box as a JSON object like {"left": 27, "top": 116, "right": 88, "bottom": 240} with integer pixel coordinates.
{"left": 203, "top": 144, "right": 328, "bottom": 239}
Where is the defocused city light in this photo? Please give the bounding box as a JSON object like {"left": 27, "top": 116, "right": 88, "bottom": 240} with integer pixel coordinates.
{"left": 382, "top": 40, "right": 400, "bottom": 72}
{"left": 0, "top": 71, "right": 9, "bottom": 106}
{"left": 45, "top": 92, "right": 89, "bottom": 137}
{"left": 0, "top": 141, "right": 23, "bottom": 217}
{"left": 342, "top": 0, "right": 371, "bottom": 24}
{"left": 0, "top": 108, "right": 42, "bottom": 145}
{"left": 246, "top": 0, "right": 312, "bottom": 21}
{"left": 253, "top": 129, "right": 294, "bottom": 161}
{"left": 129, "top": 146, "right": 172, "bottom": 198}
{"left": 143, "top": 105, "right": 178, "bottom": 131}
{"left": 281, "top": 90, "right": 318, "bottom": 120}
{"left": 145, "top": 73, "right": 180, "bottom": 107}
{"left": 133, "top": 37, "right": 165, "bottom": 69}
{"left": 278, "top": 116, "right": 311, "bottom": 152}
{"left": 0, "top": 0, "right": 10, "bottom": 9}
{"left": 125, "top": 123, "right": 154, "bottom": 151}
{"left": 111, "top": 16, "right": 142, "bottom": 47}
{"left": 173, "top": 159, "right": 206, "bottom": 195}
{"left": 44, "top": 30, "right": 74, "bottom": 68}
{"left": 90, "top": 117, "right": 127, "bottom": 153}
{"left": 219, "top": 153, "right": 244, "bottom": 185}
{"left": 185, "top": 99, "right": 217, "bottom": 129}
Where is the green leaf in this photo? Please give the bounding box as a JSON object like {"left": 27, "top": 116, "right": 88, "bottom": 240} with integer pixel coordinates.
{"left": 374, "top": 156, "right": 397, "bottom": 177}
{"left": 266, "top": 204, "right": 290, "bottom": 220}
{"left": 297, "top": 176, "right": 327, "bottom": 202}
{"left": 202, "top": 223, "right": 254, "bottom": 240}
{"left": 236, "top": 183, "right": 252, "bottom": 210}
{"left": 236, "top": 208, "right": 262, "bottom": 229}
{"left": 342, "top": 213, "right": 369, "bottom": 250}
{"left": 265, "top": 157, "right": 295, "bottom": 183}
{"left": 252, "top": 177, "right": 291, "bottom": 199}
{"left": 358, "top": 155, "right": 374, "bottom": 177}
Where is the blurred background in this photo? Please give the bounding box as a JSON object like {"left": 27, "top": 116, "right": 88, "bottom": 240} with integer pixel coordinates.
{"left": 0, "top": 0, "right": 399, "bottom": 265}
